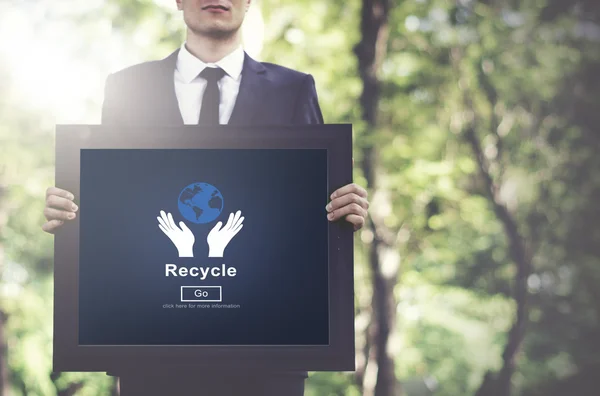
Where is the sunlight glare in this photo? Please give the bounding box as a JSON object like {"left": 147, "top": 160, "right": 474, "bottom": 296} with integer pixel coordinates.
{"left": 0, "top": 7, "right": 104, "bottom": 122}
{"left": 0, "top": 0, "right": 265, "bottom": 123}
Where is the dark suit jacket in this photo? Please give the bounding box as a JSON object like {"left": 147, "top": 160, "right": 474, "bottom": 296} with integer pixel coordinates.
{"left": 101, "top": 48, "right": 324, "bottom": 126}
{"left": 101, "top": 49, "right": 323, "bottom": 388}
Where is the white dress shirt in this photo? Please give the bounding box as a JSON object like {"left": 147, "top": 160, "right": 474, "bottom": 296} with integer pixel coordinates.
{"left": 174, "top": 43, "right": 245, "bottom": 125}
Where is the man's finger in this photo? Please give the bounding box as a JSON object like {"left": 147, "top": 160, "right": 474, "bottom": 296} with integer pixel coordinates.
{"left": 327, "top": 202, "right": 367, "bottom": 222}
{"left": 44, "top": 207, "right": 76, "bottom": 221}
{"left": 42, "top": 219, "right": 64, "bottom": 234}
{"left": 330, "top": 183, "right": 368, "bottom": 200}
{"left": 46, "top": 187, "right": 75, "bottom": 201}
{"left": 46, "top": 195, "right": 78, "bottom": 212}
{"left": 326, "top": 193, "right": 368, "bottom": 213}
{"left": 345, "top": 214, "right": 365, "bottom": 231}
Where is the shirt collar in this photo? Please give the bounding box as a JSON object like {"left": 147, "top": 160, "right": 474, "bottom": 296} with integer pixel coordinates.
{"left": 176, "top": 42, "right": 245, "bottom": 83}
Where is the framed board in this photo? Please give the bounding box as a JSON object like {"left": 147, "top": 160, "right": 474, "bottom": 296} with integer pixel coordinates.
{"left": 53, "top": 124, "right": 354, "bottom": 372}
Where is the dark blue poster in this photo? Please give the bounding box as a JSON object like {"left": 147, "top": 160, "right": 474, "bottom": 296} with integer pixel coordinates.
{"left": 78, "top": 149, "right": 329, "bottom": 346}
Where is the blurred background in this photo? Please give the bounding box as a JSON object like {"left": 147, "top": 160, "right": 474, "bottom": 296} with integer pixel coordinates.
{"left": 1, "top": 0, "right": 599, "bottom": 395}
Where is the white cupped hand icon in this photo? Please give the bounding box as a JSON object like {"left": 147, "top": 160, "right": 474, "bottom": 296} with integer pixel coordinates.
{"left": 207, "top": 210, "right": 244, "bottom": 258}
{"left": 157, "top": 210, "right": 195, "bottom": 257}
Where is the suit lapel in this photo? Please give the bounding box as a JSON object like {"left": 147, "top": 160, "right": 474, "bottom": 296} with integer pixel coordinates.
{"left": 154, "top": 50, "right": 267, "bottom": 126}
{"left": 228, "top": 53, "right": 267, "bottom": 126}
{"left": 156, "top": 49, "right": 184, "bottom": 125}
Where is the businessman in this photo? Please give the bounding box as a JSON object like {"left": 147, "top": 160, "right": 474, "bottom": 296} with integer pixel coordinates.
{"left": 43, "top": 0, "right": 369, "bottom": 394}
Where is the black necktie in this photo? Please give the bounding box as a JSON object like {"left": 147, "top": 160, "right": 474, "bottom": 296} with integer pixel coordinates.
{"left": 198, "top": 67, "right": 226, "bottom": 125}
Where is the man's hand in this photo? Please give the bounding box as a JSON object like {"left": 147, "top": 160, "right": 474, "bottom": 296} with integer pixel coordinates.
{"left": 207, "top": 210, "right": 244, "bottom": 258}
{"left": 42, "top": 187, "right": 78, "bottom": 234}
{"left": 326, "top": 183, "right": 369, "bottom": 231}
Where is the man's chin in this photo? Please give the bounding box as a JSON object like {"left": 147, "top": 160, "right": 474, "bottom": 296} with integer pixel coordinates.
{"left": 191, "top": 24, "right": 239, "bottom": 40}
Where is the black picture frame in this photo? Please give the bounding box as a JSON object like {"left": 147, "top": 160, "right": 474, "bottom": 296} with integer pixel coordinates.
{"left": 53, "top": 124, "right": 355, "bottom": 373}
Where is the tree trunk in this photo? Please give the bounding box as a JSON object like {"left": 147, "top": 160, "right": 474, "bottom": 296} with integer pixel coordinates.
{"left": 465, "top": 125, "right": 532, "bottom": 396}
{"left": 354, "top": 1, "right": 399, "bottom": 395}
{"left": 51, "top": 372, "right": 85, "bottom": 396}
{"left": 0, "top": 182, "right": 8, "bottom": 396}
{"left": 354, "top": 307, "right": 372, "bottom": 393}
{"left": 0, "top": 309, "right": 7, "bottom": 396}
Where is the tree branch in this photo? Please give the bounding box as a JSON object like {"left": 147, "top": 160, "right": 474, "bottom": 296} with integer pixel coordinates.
{"left": 453, "top": 47, "right": 533, "bottom": 396}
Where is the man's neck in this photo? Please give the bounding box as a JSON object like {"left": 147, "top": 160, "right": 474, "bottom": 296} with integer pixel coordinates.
{"left": 184, "top": 29, "right": 242, "bottom": 64}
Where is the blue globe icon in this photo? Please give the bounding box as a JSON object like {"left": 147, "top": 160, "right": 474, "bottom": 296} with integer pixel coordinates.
{"left": 177, "top": 182, "right": 224, "bottom": 224}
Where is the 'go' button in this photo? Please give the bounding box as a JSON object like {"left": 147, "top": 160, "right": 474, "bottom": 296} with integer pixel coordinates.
{"left": 181, "top": 286, "right": 222, "bottom": 302}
